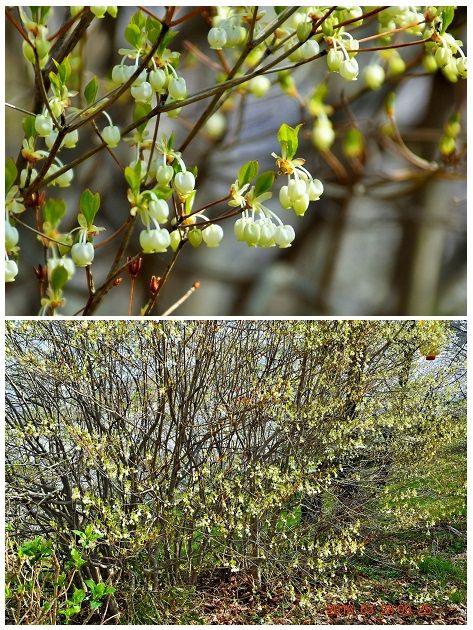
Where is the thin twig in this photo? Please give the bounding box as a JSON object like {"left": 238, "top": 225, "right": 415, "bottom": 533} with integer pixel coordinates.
{"left": 162, "top": 281, "right": 200, "bottom": 315}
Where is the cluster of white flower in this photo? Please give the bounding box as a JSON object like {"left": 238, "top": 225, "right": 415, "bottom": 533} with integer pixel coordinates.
{"left": 207, "top": 8, "right": 247, "bottom": 50}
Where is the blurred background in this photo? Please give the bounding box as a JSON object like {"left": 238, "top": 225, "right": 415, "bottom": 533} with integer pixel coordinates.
{"left": 5, "top": 6, "right": 467, "bottom": 315}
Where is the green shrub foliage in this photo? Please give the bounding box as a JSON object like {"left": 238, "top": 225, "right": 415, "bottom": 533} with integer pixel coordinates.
{"left": 5, "top": 320, "right": 466, "bottom": 622}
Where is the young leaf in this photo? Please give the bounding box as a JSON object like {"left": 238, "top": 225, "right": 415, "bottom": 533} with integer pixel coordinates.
{"left": 238, "top": 161, "right": 259, "bottom": 188}
{"left": 5, "top": 158, "right": 17, "bottom": 193}
{"left": 159, "top": 30, "right": 178, "bottom": 55}
{"left": 147, "top": 17, "right": 162, "bottom": 44}
{"left": 133, "top": 102, "right": 152, "bottom": 133}
{"left": 43, "top": 198, "right": 66, "bottom": 228}
{"left": 84, "top": 76, "right": 99, "bottom": 106}
{"left": 440, "top": 7, "right": 455, "bottom": 34}
{"left": 79, "top": 189, "right": 101, "bottom": 225}
{"left": 254, "top": 171, "right": 275, "bottom": 196}
{"left": 71, "top": 588, "right": 86, "bottom": 604}
{"left": 277, "top": 123, "right": 302, "bottom": 160}
{"left": 57, "top": 57, "right": 71, "bottom": 84}
{"left": 22, "top": 115, "right": 37, "bottom": 139}
{"left": 124, "top": 23, "right": 142, "bottom": 48}
{"left": 70, "top": 547, "right": 86, "bottom": 569}
{"left": 50, "top": 265, "right": 69, "bottom": 294}
{"left": 125, "top": 166, "right": 139, "bottom": 192}
{"left": 90, "top": 600, "right": 103, "bottom": 610}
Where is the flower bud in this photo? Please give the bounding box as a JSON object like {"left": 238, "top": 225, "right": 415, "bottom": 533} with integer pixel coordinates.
{"left": 112, "top": 64, "right": 127, "bottom": 84}
{"left": 279, "top": 186, "right": 292, "bottom": 210}
{"left": 457, "top": 57, "right": 467, "bottom": 78}
{"left": 149, "top": 68, "right": 167, "bottom": 92}
{"left": 35, "top": 114, "right": 53, "bottom": 137}
{"left": 128, "top": 256, "right": 142, "bottom": 278}
{"left": 435, "top": 47, "right": 450, "bottom": 68}
{"left": 247, "top": 76, "right": 271, "bottom": 97}
{"left": 244, "top": 221, "right": 261, "bottom": 247}
{"left": 169, "top": 230, "right": 182, "bottom": 251}
{"left": 102, "top": 125, "right": 121, "bottom": 148}
{"left": 208, "top": 27, "right": 227, "bottom": 50}
{"left": 45, "top": 130, "right": 59, "bottom": 150}
{"left": 205, "top": 112, "right": 227, "bottom": 139}
{"left": 225, "top": 24, "right": 247, "bottom": 47}
{"left": 388, "top": 54, "right": 406, "bottom": 76}
{"left": 234, "top": 217, "right": 250, "bottom": 241}
{"left": 156, "top": 164, "right": 174, "bottom": 187}
{"left": 149, "top": 275, "right": 160, "bottom": 294}
{"left": 422, "top": 54, "right": 438, "bottom": 73}
{"left": 148, "top": 198, "right": 169, "bottom": 223}
{"left": 327, "top": 49, "right": 344, "bottom": 72}
{"left": 312, "top": 120, "right": 335, "bottom": 151}
{"left": 168, "top": 76, "right": 187, "bottom": 100}
{"left": 5, "top": 221, "right": 19, "bottom": 251}
{"left": 91, "top": 6, "right": 107, "bottom": 18}
{"left": 188, "top": 228, "right": 203, "bottom": 247}
{"left": 292, "top": 193, "right": 310, "bottom": 216}
{"left": 256, "top": 219, "right": 276, "bottom": 247}
{"left": 50, "top": 100, "right": 65, "bottom": 119}
{"left": 48, "top": 166, "right": 74, "bottom": 188}
{"left": 274, "top": 224, "right": 295, "bottom": 248}
{"left": 339, "top": 58, "right": 359, "bottom": 81}
{"left": 299, "top": 39, "right": 320, "bottom": 60}
{"left": 363, "top": 64, "right": 385, "bottom": 90}
{"left": 307, "top": 178, "right": 324, "bottom": 201}
{"left": 296, "top": 21, "right": 312, "bottom": 43}
{"left": 288, "top": 179, "right": 307, "bottom": 203}
{"left": 174, "top": 171, "right": 195, "bottom": 196}
{"left": 63, "top": 130, "right": 79, "bottom": 148}
{"left": 202, "top": 224, "right": 223, "bottom": 248}
{"left": 5, "top": 259, "right": 18, "bottom": 283}
{"left": 166, "top": 103, "right": 182, "bottom": 118}
{"left": 131, "top": 82, "right": 153, "bottom": 103}
{"left": 71, "top": 242, "right": 95, "bottom": 267}
{"left": 140, "top": 228, "right": 171, "bottom": 253}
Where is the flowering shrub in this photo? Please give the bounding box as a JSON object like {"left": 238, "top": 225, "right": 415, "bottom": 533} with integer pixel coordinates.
{"left": 5, "top": 6, "right": 466, "bottom": 314}
{"left": 5, "top": 320, "right": 466, "bottom": 622}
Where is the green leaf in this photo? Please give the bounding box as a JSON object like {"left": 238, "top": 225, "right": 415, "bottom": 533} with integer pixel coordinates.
{"left": 5, "top": 158, "right": 17, "bottom": 193}
{"left": 79, "top": 189, "right": 101, "bottom": 225}
{"left": 90, "top": 600, "right": 103, "bottom": 610}
{"left": 131, "top": 10, "right": 146, "bottom": 29}
{"left": 50, "top": 265, "right": 69, "bottom": 294}
{"left": 133, "top": 102, "right": 152, "bottom": 133}
{"left": 277, "top": 123, "right": 302, "bottom": 160}
{"left": 124, "top": 23, "right": 142, "bottom": 48}
{"left": 254, "top": 171, "right": 275, "bottom": 196}
{"left": 55, "top": 56, "right": 71, "bottom": 84}
{"left": 159, "top": 30, "right": 178, "bottom": 55}
{"left": 124, "top": 161, "right": 143, "bottom": 192}
{"left": 70, "top": 547, "right": 86, "bottom": 569}
{"left": 48, "top": 70, "right": 61, "bottom": 90}
{"left": 440, "top": 7, "right": 455, "bottom": 34}
{"left": 147, "top": 16, "right": 162, "bottom": 44}
{"left": 77, "top": 213, "right": 88, "bottom": 229}
{"left": 22, "top": 115, "right": 37, "bottom": 139}
{"left": 84, "top": 76, "right": 99, "bottom": 106}
{"left": 43, "top": 198, "right": 66, "bottom": 228}
{"left": 238, "top": 161, "right": 259, "bottom": 188}
{"left": 72, "top": 588, "right": 86, "bottom": 604}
